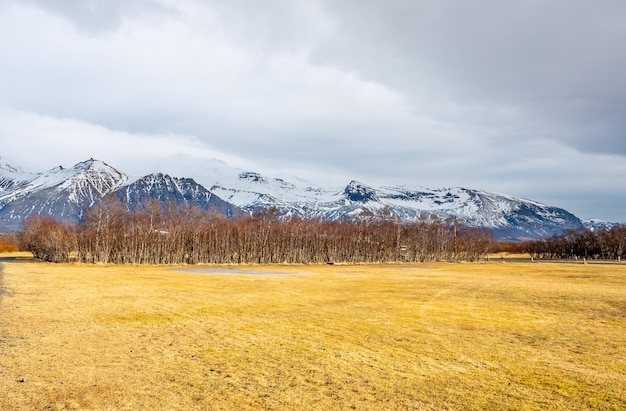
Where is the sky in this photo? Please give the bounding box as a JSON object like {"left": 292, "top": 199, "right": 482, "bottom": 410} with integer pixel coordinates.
{"left": 1, "top": 0, "right": 625, "bottom": 222}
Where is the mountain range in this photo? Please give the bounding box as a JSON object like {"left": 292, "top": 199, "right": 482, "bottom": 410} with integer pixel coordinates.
{"left": 0, "top": 157, "right": 599, "bottom": 240}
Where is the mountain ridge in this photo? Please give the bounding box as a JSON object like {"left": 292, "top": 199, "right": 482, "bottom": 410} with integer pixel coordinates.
{"left": 0, "top": 156, "right": 610, "bottom": 239}
{"left": 0, "top": 158, "right": 244, "bottom": 232}
{"left": 210, "top": 175, "right": 586, "bottom": 240}
{"left": 111, "top": 172, "right": 245, "bottom": 218}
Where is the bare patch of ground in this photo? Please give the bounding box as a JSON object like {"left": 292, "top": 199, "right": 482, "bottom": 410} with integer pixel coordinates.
{"left": 173, "top": 266, "right": 305, "bottom": 276}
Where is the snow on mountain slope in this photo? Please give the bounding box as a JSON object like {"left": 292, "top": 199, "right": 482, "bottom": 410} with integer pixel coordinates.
{"left": 348, "top": 182, "right": 583, "bottom": 238}
{"left": 0, "top": 159, "right": 127, "bottom": 200}
{"left": 60, "top": 159, "right": 129, "bottom": 203}
{"left": 111, "top": 173, "right": 245, "bottom": 217}
{"left": 210, "top": 171, "right": 340, "bottom": 216}
{"left": 0, "top": 157, "right": 588, "bottom": 239}
{"left": 0, "top": 157, "right": 38, "bottom": 192}
{"left": 0, "top": 158, "right": 247, "bottom": 232}
{"left": 583, "top": 218, "right": 618, "bottom": 231}
{"left": 211, "top": 176, "right": 583, "bottom": 239}
{"left": 0, "top": 159, "right": 129, "bottom": 231}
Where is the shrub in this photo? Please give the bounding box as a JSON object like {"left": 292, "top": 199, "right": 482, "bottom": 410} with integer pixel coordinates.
{"left": 0, "top": 240, "right": 19, "bottom": 253}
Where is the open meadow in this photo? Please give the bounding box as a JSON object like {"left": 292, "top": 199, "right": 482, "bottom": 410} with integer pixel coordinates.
{"left": 1, "top": 254, "right": 625, "bottom": 410}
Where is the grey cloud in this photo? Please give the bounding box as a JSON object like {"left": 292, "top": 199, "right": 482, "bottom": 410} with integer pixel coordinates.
{"left": 314, "top": 0, "right": 626, "bottom": 155}
{"left": 0, "top": 0, "right": 624, "bottom": 221}
{"left": 207, "top": 0, "right": 336, "bottom": 53}
{"left": 20, "top": 0, "right": 175, "bottom": 33}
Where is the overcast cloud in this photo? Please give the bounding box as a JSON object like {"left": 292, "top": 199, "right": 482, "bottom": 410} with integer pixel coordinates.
{"left": 0, "top": 0, "right": 624, "bottom": 221}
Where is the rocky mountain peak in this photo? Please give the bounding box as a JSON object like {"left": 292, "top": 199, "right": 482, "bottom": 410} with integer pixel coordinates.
{"left": 344, "top": 181, "right": 379, "bottom": 203}
{"left": 238, "top": 171, "right": 267, "bottom": 183}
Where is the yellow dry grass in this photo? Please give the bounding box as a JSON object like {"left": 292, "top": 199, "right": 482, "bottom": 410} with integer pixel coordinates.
{"left": 1, "top": 253, "right": 625, "bottom": 410}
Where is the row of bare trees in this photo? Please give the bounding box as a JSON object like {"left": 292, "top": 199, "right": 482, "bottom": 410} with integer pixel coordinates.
{"left": 19, "top": 199, "right": 494, "bottom": 264}
{"left": 520, "top": 226, "right": 626, "bottom": 260}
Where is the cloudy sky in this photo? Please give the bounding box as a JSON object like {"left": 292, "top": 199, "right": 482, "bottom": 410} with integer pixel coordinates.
{"left": 1, "top": 0, "right": 625, "bottom": 221}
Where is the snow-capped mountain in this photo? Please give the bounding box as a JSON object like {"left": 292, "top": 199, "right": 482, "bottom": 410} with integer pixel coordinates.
{"left": 339, "top": 181, "right": 583, "bottom": 239}
{"left": 0, "top": 157, "right": 592, "bottom": 239}
{"left": 112, "top": 173, "right": 245, "bottom": 217}
{"left": 211, "top": 174, "right": 583, "bottom": 240}
{"left": 0, "top": 159, "right": 242, "bottom": 232}
{"left": 0, "top": 159, "right": 129, "bottom": 231}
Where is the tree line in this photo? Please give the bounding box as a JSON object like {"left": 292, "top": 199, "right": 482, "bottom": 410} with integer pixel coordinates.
{"left": 519, "top": 225, "right": 626, "bottom": 261}
{"left": 18, "top": 199, "right": 494, "bottom": 264}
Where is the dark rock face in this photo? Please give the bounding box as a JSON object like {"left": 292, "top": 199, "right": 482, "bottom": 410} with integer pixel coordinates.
{"left": 344, "top": 181, "right": 379, "bottom": 202}
{"left": 497, "top": 203, "right": 583, "bottom": 240}
{"left": 111, "top": 173, "right": 245, "bottom": 217}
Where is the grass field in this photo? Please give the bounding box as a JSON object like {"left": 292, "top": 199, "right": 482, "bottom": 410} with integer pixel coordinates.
{"left": 1, "top": 254, "right": 625, "bottom": 410}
